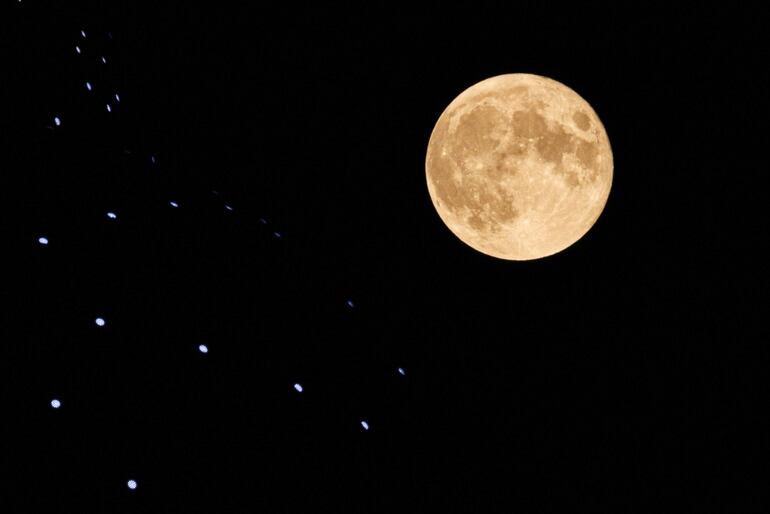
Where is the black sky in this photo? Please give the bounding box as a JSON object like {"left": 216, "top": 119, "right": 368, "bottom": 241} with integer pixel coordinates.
{"left": 4, "top": 2, "right": 768, "bottom": 512}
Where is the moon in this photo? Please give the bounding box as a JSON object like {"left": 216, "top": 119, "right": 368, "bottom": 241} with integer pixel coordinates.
{"left": 425, "top": 73, "right": 613, "bottom": 260}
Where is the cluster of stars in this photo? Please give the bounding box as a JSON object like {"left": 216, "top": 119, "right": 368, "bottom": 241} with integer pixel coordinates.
{"left": 49, "top": 28, "right": 120, "bottom": 127}
{"left": 36, "top": 22, "right": 407, "bottom": 498}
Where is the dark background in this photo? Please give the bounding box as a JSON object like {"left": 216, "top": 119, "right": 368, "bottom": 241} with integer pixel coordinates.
{"left": 3, "top": 2, "right": 767, "bottom": 512}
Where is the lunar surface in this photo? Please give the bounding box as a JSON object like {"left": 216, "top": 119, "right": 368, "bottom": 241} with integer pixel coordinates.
{"left": 425, "top": 73, "right": 613, "bottom": 260}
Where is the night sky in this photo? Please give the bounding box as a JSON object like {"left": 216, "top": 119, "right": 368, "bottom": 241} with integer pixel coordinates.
{"left": 4, "top": 3, "right": 768, "bottom": 512}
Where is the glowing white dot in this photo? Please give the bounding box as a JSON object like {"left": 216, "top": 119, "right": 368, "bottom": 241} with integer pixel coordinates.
{"left": 397, "top": 367, "right": 405, "bottom": 376}
{"left": 294, "top": 383, "right": 303, "bottom": 393}
{"left": 107, "top": 212, "right": 117, "bottom": 219}
{"left": 259, "top": 218, "right": 267, "bottom": 224}
{"left": 38, "top": 236, "right": 49, "bottom": 245}
{"left": 127, "top": 480, "right": 137, "bottom": 490}
{"left": 106, "top": 104, "right": 112, "bottom": 112}
{"left": 86, "top": 82, "right": 92, "bottom": 91}
{"left": 115, "top": 93, "right": 121, "bottom": 102}
{"left": 224, "top": 205, "right": 233, "bottom": 211}
{"left": 273, "top": 232, "right": 281, "bottom": 238}
{"left": 101, "top": 56, "right": 107, "bottom": 64}
{"left": 81, "top": 30, "right": 86, "bottom": 38}
{"left": 54, "top": 117, "right": 61, "bottom": 126}
{"left": 51, "top": 399, "right": 61, "bottom": 409}
{"left": 95, "top": 317, "right": 106, "bottom": 327}
{"left": 198, "top": 344, "right": 208, "bottom": 354}
{"left": 150, "top": 156, "right": 156, "bottom": 164}
{"left": 75, "top": 46, "right": 81, "bottom": 54}
{"left": 361, "top": 421, "right": 369, "bottom": 430}
{"left": 346, "top": 300, "right": 354, "bottom": 308}
{"left": 169, "top": 201, "right": 178, "bottom": 208}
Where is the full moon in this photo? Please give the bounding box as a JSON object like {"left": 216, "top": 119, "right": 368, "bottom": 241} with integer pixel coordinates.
{"left": 425, "top": 73, "right": 613, "bottom": 260}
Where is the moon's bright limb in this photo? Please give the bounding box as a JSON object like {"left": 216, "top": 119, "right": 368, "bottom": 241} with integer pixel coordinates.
{"left": 425, "top": 73, "right": 613, "bottom": 260}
